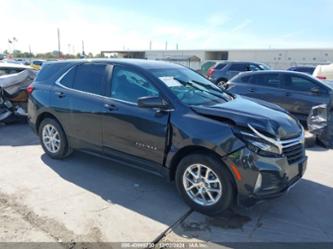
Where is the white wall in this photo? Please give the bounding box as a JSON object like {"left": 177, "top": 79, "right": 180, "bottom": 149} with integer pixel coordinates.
{"left": 228, "top": 49, "right": 333, "bottom": 69}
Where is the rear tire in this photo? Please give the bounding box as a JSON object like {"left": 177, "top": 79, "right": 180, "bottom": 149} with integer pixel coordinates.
{"left": 39, "top": 118, "right": 72, "bottom": 159}
{"left": 175, "top": 153, "right": 235, "bottom": 216}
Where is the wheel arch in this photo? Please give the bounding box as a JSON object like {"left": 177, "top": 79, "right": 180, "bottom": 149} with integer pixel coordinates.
{"left": 36, "top": 112, "right": 62, "bottom": 133}
{"left": 168, "top": 145, "right": 237, "bottom": 188}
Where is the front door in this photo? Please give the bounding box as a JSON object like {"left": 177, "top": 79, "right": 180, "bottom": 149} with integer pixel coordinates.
{"left": 102, "top": 65, "right": 169, "bottom": 166}
{"left": 280, "top": 74, "right": 330, "bottom": 121}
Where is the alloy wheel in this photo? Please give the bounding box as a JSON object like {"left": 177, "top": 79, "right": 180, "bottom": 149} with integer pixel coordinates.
{"left": 183, "top": 164, "right": 222, "bottom": 206}
{"left": 42, "top": 124, "right": 61, "bottom": 153}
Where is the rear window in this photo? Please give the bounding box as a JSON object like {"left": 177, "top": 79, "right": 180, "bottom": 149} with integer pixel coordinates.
{"left": 35, "top": 63, "right": 70, "bottom": 82}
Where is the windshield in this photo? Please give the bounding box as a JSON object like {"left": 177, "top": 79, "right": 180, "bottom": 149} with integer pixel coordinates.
{"left": 258, "top": 64, "right": 271, "bottom": 70}
{"left": 149, "top": 67, "right": 233, "bottom": 106}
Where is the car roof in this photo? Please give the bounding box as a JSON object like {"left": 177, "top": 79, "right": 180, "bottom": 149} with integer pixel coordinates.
{"left": 239, "top": 70, "right": 305, "bottom": 74}
{"left": 44, "top": 58, "right": 185, "bottom": 70}
{"left": 216, "top": 61, "right": 264, "bottom": 64}
{"left": 232, "top": 70, "right": 315, "bottom": 78}
{"left": 289, "top": 66, "right": 316, "bottom": 69}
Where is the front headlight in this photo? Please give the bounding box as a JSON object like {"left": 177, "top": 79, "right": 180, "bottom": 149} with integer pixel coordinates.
{"left": 240, "top": 133, "right": 281, "bottom": 156}
{"left": 233, "top": 128, "right": 281, "bottom": 156}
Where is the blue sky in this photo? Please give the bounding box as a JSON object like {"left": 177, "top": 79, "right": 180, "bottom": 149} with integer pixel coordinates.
{"left": 1, "top": 0, "right": 333, "bottom": 54}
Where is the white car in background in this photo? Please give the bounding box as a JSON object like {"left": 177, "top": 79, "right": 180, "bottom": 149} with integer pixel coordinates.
{"left": 0, "top": 62, "right": 32, "bottom": 76}
{"left": 313, "top": 63, "right": 333, "bottom": 81}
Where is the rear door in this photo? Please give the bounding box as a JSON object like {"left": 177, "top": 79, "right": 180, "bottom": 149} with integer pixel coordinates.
{"left": 56, "top": 62, "right": 109, "bottom": 151}
{"left": 102, "top": 65, "right": 169, "bottom": 166}
{"left": 248, "top": 73, "right": 284, "bottom": 104}
{"left": 230, "top": 73, "right": 284, "bottom": 105}
{"left": 280, "top": 73, "right": 330, "bottom": 120}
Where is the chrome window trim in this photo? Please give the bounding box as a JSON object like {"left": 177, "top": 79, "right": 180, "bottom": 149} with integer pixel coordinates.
{"left": 54, "top": 65, "right": 157, "bottom": 107}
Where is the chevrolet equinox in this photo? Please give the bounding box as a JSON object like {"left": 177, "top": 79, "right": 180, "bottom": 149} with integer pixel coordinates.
{"left": 28, "top": 59, "right": 307, "bottom": 215}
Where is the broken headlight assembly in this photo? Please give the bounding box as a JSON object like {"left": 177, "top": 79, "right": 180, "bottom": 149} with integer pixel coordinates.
{"left": 233, "top": 125, "right": 281, "bottom": 157}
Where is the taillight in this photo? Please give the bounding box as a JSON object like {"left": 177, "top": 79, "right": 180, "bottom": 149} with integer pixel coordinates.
{"left": 26, "top": 84, "right": 34, "bottom": 94}
{"left": 207, "top": 67, "right": 215, "bottom": 77}
{"left": 317, "top": 76, "right": 327, "bottom": 80}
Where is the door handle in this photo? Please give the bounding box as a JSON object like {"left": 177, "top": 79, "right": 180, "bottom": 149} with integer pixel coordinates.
{"left": 104, "top": 103, "right": 118, "bottom": 111}
{"left": 285, "top": 92, "right": 291, "bottom": 97}
{"left": 248, "top": 88, "right": 255, "bottom": 93}
{"left": 55, "top": 91, "right": 65, "bottom": 98}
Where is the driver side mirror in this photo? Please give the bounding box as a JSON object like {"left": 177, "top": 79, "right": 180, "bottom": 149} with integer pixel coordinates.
{"left": 137, "top": 96, "right": 171, "bottom": 110}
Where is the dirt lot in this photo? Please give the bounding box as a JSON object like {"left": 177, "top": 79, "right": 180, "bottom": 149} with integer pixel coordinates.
{"left": 0, "top": 124, "right": 333, "bottom": 248}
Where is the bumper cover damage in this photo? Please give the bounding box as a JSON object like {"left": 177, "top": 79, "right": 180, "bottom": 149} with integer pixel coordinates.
{"left": 224, "top": 146, "right": 307, "bottom": 207}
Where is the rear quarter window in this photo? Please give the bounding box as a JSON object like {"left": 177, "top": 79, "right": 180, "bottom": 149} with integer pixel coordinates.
{"left": 35, "top": 63, "right": 74, "bottom": 82}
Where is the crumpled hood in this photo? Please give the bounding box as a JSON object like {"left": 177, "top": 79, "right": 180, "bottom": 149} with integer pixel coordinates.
{"left": 192, "top": 95, "right": 302, "bottom": 139}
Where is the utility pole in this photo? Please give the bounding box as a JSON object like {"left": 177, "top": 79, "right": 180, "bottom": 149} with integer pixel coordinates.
{"left": 176, "top": 43, "right": 179, "bottom": 50}
{"left": 29, "top": 45, "right": 32, "bottom": 62}
{"left": 165, "top": 41, "right": 168, "bottom": 51}
{"left": 149, "top": 40, "right": 152, "bottom": 50}
{"left": 82, "top": 40, "right": 85, "bottom": 57}
{"left": 57, "top": 28, "right": 61, "bottom": 58}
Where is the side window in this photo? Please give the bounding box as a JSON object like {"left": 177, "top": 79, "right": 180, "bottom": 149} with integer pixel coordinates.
{"left": 110, "top": 66, "right": 159, "bottom": 103}
{"left": 60, "top": 67, "right": 76, "bottom": 88}
{"left": 285, "top": 75, "right": 317, "bottom": 92}
{"left": 72, "top": 63, "right": 106, "bottom": 95}
{"left": 215, "top": 63, "right": 227, "bottom": 70}
{"left": 229, "top": 63, "right": 248, "bottom": 72}
{"left": 251, "top": 73, "right": 281, "bottom": 88}
{"left": 238, "top": 75, "right": 252, "bottom": 83}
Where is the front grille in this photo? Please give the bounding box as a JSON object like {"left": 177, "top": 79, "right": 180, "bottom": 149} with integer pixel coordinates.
{"left": 283, "top": 143, "right": 304, "bottom": 164}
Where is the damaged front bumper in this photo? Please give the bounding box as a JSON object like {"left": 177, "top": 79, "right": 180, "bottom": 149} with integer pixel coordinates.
{"left": 224, "top": 146, "right": 307, "bottom": 207}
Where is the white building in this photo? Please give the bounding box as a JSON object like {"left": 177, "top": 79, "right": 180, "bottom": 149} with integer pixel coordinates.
{"left": 101, "top": 49, "right": 333, "bottom": 70}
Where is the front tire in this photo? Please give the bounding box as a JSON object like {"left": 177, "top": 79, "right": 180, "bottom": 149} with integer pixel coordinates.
{"left": 39, "top": 118, "right": 72, "bottom": 159}
{"left": 176, "top": 154, "right": 235, "bottom": 216}
{"left": 217, "top": 80, "right": 227, "bottom": 88}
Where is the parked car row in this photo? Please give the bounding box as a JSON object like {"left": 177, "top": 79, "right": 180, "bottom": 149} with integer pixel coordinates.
{"left": 206, "top": 61, "right": 271, "bottom": 87}
{"left": 225, "top": 70, "right": 333, "bottom": 127}
{"left": 201, "top": 60, "right": 332, "bottom": 130}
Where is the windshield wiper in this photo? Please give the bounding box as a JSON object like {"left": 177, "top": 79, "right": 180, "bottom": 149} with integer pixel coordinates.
{"left": 191, "top": 80, "right": 234, "bottom": 99}
{"left": 174, "top": 78, "right": 230, "bottom": 101}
